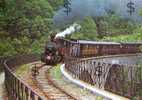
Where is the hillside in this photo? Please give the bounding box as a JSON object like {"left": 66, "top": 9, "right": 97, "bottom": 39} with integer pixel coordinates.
{"left": 0, "top": 0, "right": 142, "bottom": 57}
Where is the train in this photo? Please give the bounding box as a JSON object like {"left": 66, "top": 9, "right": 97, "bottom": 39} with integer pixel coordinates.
{"left": 41, "top": 34, "right": 142, "bottom": 65}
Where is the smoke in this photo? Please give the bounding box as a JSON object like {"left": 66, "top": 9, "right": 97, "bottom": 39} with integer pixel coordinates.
{"left": 55, "top": 23, "right": 81, "bottom": 38}
{"left": 53, "top": 0, "right": 142, "bottom": 27}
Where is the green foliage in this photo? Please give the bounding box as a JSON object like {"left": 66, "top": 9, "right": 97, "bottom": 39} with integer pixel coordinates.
{"left": 0, "top": 37, "right": 31, "bottom": 56}
{"left": 0, "top": 34, "right": 49, "bottom": 56}
{"left": 101, "top": 15, "right": 136, "bottom": 34}
{"left": 71, "top": 17, "right": 98, "bottom": 40}
{"left": 139, "top": 8, "right": 142, "bottom": 16}
{"left": 1, "top": 0, "right": 53, "bottom": 37}
{"left": 71, "top": 15, "right": 137, "bottom": 40}
{"left": 48, "top": 0, "right": 64, "bottom": 10}
{"left": 103, "top": 25, "right": 142, "bottom": 42}
{"left": 0, "top": 39, "right": 15, "bottom": 56}
{"left": 30, "top": 36, "right": 48, "bottom": 54}
{"left": 0, "top": 0, "right": 57, "bottom": 56}
{"left": 0, "top": 0, "right": 141, "bottom": 57}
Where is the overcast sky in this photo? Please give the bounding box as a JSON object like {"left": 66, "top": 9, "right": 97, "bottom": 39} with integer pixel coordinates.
{"left": 53, "top": 0, "right": 142, "bottom": 27}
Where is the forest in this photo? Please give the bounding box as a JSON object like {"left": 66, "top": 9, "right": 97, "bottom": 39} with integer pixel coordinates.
{"left": 0, "top": 0, "right": 142, "bottom": 57}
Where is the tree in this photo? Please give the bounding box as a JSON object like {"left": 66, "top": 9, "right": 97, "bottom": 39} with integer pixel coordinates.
{"left": 48, "top": 0, "right": 64, "bottom": 10}
{"left": 71, "top": 17, "right": 97, "bottom": 40}
{"left": 1, "top": 0, "right": 54, "bottom": 38}
{"left": 93, "top": 17, "right": 105, "bottom": 39}
{"left": 0, "top": 0, "right": 55, "bottom": 56}
{"left": 92, "top": 14, "right": 136, "bottom": 39}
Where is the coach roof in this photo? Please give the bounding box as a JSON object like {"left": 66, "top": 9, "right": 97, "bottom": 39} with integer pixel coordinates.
{"left": 77, "top": 40, "right": 120, "bottom": 45}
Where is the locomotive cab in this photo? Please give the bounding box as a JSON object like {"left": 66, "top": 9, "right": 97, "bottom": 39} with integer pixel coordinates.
{"left": 41, "top": 42, "right": 56, "bottom": 65}
{"left": 41, "top": 35, "right": 63, "bottom": 65}
{"left": 45, "top": 42, "right": 57, "bottom": 54}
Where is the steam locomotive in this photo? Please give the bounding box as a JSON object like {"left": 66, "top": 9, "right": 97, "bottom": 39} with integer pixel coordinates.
{"left": 41, "top": 34, "right": 142, "bottom": 65}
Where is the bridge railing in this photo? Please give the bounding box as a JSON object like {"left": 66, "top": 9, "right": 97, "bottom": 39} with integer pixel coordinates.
{"left": 4, "top": 54, "right": 44, "bottom": 100}
{"left": 0, "top": 56, "right": 8, "bottom": 72}
{"left": 65, "top": 54, "right": 142, "bottom": 99}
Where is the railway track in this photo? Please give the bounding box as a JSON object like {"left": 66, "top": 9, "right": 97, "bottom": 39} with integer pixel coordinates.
{"left": 33, "top": 64, "right": 76, "bottom": 100}
{"left": 4, "top": 53, "right": 142, "bottom": 99}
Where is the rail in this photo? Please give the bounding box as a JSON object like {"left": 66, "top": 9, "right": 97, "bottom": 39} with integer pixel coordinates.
{"left": 4, "top": 54, "right": 44, "bottom": 100}
{"left": 3, "top": 53, "right": 142, "bottom": 99}
{"left": 65, "top": 54, "right": 142, "bottom": 99}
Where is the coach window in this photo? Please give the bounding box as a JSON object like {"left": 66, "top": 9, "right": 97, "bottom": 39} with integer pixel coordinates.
{"left": 104, "top": 45, "right": 107, "bottom": 49}
{"left": 86, "top": 45, "right": 89, "bottom": 49}
{"left": 96, "top": 45, "right": 99, "bottom": 49}
{"left": 63, "top": 41, "right": 66, "bottom": 46}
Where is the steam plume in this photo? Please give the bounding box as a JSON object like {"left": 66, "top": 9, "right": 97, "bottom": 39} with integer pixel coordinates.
{"left": 55, "top": 23, "right": 81, "bottom": 38}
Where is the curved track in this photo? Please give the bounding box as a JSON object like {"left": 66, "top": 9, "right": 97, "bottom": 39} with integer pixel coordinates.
{"left": 3, "top": 52, "right": 142, "bottom": 99}
{"left": 33, "top": 65, "right": 77, "bottom": 100}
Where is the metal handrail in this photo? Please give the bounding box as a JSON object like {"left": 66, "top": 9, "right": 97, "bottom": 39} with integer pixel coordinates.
{"left": 64, "top": 54, "right": 142, "bottom": 99}
{"left": 66, "top": 53, "right": 142, "bottom": 64}
{"left": 4, "top": 54, "right": 44, "bottom": 100}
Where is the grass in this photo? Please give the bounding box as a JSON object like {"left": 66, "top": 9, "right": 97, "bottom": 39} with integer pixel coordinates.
{"left": 50, "top": 65, "right": 104, "bottom": 100}
{"left": 50, "top": 64, "right": 62, "bottom": 80}
{"left": 15, "top": 64, "right": 29, "bottom": 77}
